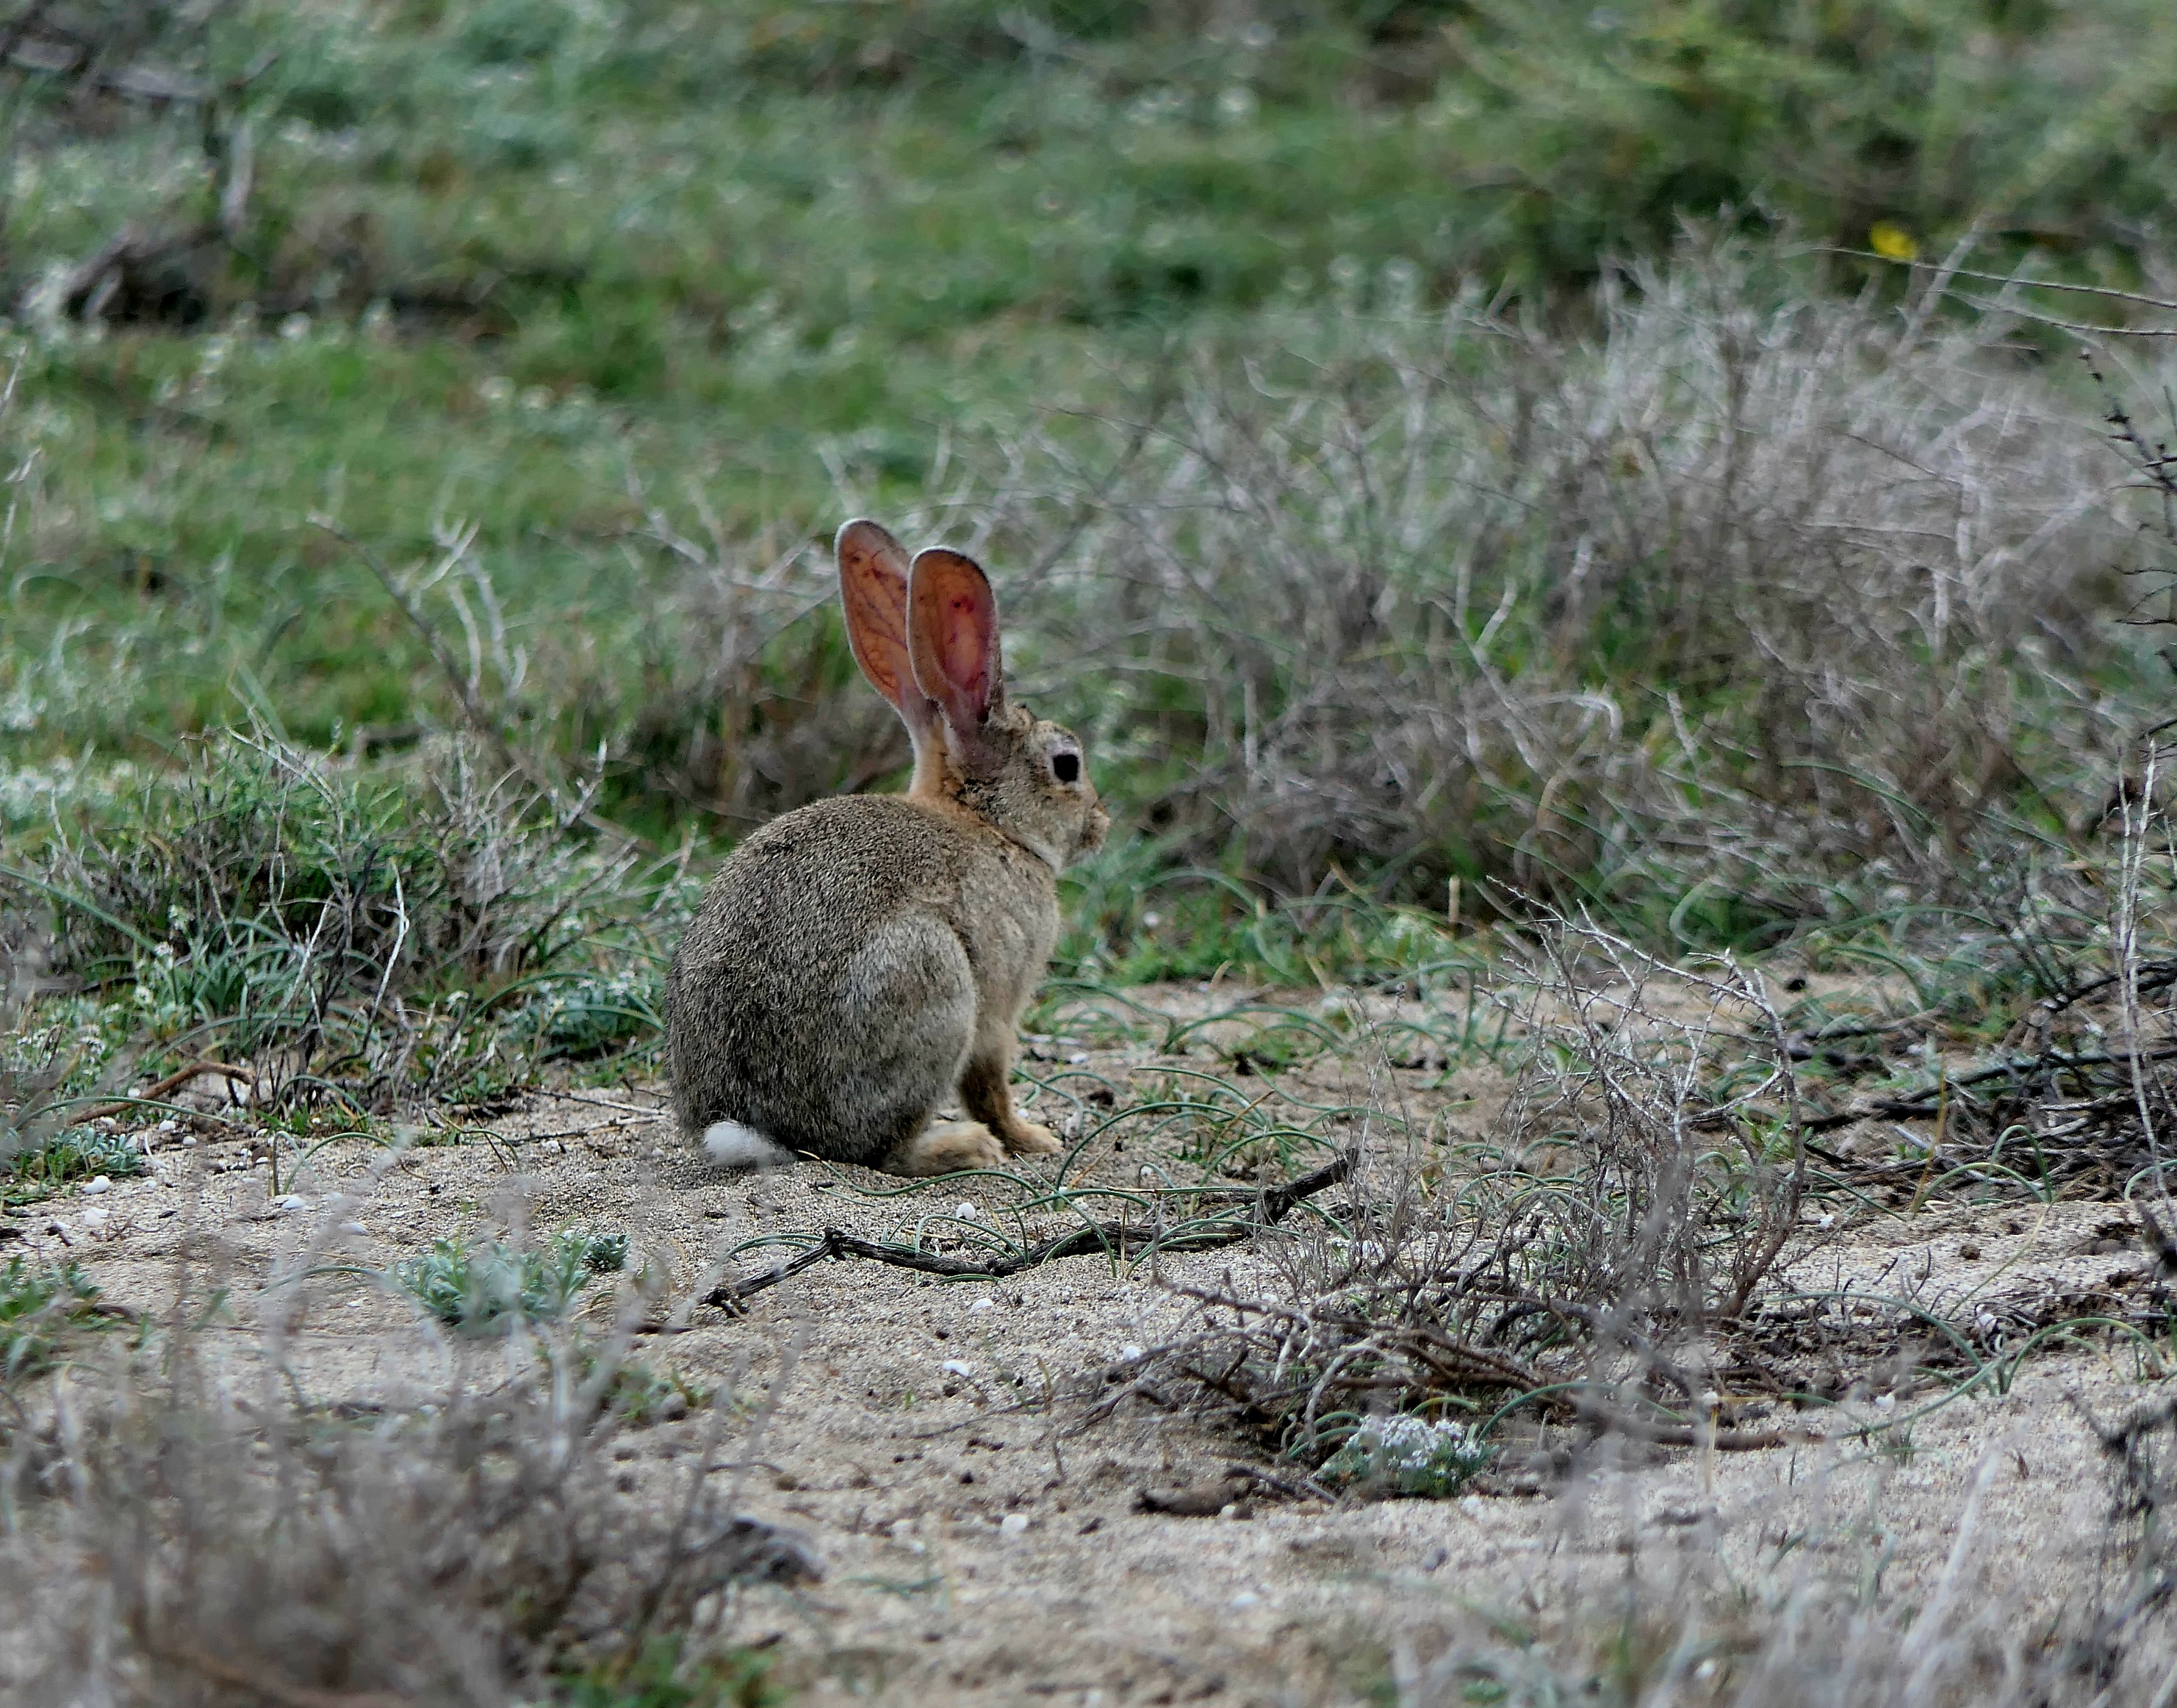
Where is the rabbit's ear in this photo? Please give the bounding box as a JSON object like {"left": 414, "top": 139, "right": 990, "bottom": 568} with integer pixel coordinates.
{"left": 838, "top": 519, "right": 937, "bottom": 741}
{"left": 908, "top": 547, "right": 1004, "bottom": 762}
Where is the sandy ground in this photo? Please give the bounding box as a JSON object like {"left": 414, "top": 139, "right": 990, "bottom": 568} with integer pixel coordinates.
{"left": 9, "top": 983, "right": 2175, "bottom": 1704}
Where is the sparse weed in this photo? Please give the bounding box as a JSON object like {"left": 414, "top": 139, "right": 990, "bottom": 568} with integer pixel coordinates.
{"left": 0, "top": 1255, "right": 103, "bottom": 1381}
{"left": 557, "top": 1634, "right": 785, "bottom": 1708}
{"left": 18, "top": 729, "right": 674, "bottom": 1116}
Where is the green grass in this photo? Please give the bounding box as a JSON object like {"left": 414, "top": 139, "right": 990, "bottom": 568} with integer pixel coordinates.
{"left": 1, "top": 0, "right": 2172, "bottom": 1106}
{"left": 4, "top": 0, "right": 2173, "bottom": 808}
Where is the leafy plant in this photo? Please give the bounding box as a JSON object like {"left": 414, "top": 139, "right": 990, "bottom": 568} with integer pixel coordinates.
{"left": 7, "top": 1126, "right": 146, "bottom": 1197}
{"left": 395, "top": 1227, "right": 626, "bottom": 1334}
{"left": 1319, "top": 1413, "right": 1493, "bottom": 1498}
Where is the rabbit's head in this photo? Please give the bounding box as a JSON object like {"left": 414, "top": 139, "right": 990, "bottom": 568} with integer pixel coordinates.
{"left": 838, "top": 519, "right": 1107, "bottom": 871}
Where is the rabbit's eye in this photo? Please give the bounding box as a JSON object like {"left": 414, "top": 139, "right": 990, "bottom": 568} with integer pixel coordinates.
{"left": 1051, "top": 751, "right": 1081, "bottom": 785}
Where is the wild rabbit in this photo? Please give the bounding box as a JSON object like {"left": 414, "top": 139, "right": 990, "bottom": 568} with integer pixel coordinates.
{"left": 666, "top": 519, "right": 1108, "bottom": 1175}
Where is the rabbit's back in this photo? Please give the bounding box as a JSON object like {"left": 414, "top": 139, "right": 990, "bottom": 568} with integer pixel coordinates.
{"left": 666, "top": 793, "right": 1032, "bottom": 1166}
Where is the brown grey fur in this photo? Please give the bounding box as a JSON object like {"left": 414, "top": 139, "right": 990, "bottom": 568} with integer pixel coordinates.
{"left": 667, "top": 530, "right": 1107, "bottom": 1175}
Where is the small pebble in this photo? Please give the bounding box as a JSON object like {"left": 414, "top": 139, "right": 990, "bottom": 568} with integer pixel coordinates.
{"left": 1229, "top": 1591, "right": 1261, "bottom": 1610}
{"left": 79, "top": 1206, "right": 110, "bottom": 1232}
{"left": 954, "top": 1203, "right": 979, "bottom": 1220}
{"left": 1067, "top": 1052, "right": 1090, "bottom": 1065}
{"left": 276, "top": 1194, "right": 307, "bottom": 1211}
{"left": 1120, "top": 1344, "right": 1145, "bottom": 1362}
{"left": 967, "top": 1297, "right": 996, "bottom": 1314}
{"left": 81, "top": 1176, "right": 112, "bottom": 1196}
{"left": 339, "top": 1221, "right": 367, "bottom": 1236}
{"left": 998, "top": 1513, "right": 1029, "bottom": 1536}
{"left": 940, "top": 1359, "right": 975, "bottom": 1378}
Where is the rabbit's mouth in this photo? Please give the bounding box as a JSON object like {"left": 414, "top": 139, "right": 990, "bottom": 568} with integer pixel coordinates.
{"left": 1079, "top": 799, "right": 1112, "bottom": 857}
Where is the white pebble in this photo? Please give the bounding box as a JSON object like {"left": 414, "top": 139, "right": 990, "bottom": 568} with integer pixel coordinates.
{"left": 1067, "top": 1052, "right": 1090, "bottom": 1065}
{"left": 954, "top": 1202, "right": 979, "bottom": 1220}
{"left": 156, "top": 1118, "right": 179, "bottom": 1133}
{"left": 1229, "top": 1591, "right": 1261, "bottom": 1610}
{"left": 967, "top": 1297, "right": 996, "bottom": 1314}
{"left": 940, "top": 1359, "right": 975, "bottom": 1378}
{"left": 1120, "top": 1344, "right": 1145, "bottom": 1363}
{"left": 275, "top": 1194, "right": 306, "bottom": 1211}
{"left": 338, "top": 1221, "right": 367, "bottom": 1236}
{"left": 79, "top": 1206, "right": 110, "bottom": 1232}
{"left": 998, "top": 1513, "right": 1029, "bottom": 1536}
{"left": 81, "top": 1176, "right": 112, "bottom": 1196}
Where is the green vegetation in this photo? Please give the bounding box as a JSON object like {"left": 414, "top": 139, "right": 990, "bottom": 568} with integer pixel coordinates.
{"left": 0, "top": 1, "right": 2171, "bottom": 1095}
{"left": 558, "top": 1636, "right": 785, "bottom": 1708}
{"left": 394, "top": 1224, "right": 627, "bottom": 1331}
{"left": 0, "top": 1255, "right": 104, "bottom": 1379}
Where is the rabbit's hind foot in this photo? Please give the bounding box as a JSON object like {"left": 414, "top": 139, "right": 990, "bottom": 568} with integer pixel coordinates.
{"left": 894, "top": 1120, "right": 1008, "bottom": 1176}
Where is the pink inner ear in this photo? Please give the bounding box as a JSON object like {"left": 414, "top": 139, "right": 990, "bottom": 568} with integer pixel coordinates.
{"left": 837, "top": 521, "right": 929, "bottom": 728}
{"left": 909, "top": 549, "right": 1002, "bottom": 731}
{"left": 938, "top": 593, "right": 993, "bottom": 719}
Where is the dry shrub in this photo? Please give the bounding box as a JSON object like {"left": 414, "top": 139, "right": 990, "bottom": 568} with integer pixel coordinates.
{"left": 953, "top": 237, "right": 2151, "bottom": 912}
{"left": 597, "top": 498, "right": 916, "bottom": 830}
{"left": 1109, "top": 914, "right": 1806, "bottom": 1467}
{"left": 0, "top": 1311, "right": 813, "bottom": 1704}
{"left": 1388, "top": 1471, "right": 2177, "bottom": 1708}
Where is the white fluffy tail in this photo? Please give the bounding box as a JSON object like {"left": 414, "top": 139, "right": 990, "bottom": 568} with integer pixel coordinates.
{"left": 700, "top": 1120, "right": 796, "bottom": 1170}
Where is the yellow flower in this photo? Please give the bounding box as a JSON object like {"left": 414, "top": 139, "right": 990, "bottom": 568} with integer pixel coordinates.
{"left": 1869, "top": 221, "right": 1920, "bottom": 262}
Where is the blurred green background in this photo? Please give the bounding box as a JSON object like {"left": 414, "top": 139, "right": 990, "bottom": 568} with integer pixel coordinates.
{"left": 1, "top": 0, "right": 2173, "bottom": 1006}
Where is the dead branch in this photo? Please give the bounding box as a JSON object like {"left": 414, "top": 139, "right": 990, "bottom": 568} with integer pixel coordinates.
{"left": 701, "top": 1154, "right": 1352, "bottom": 1311}
{"left": 70, "top": 1057, "right": 254, "bottom": 1124}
